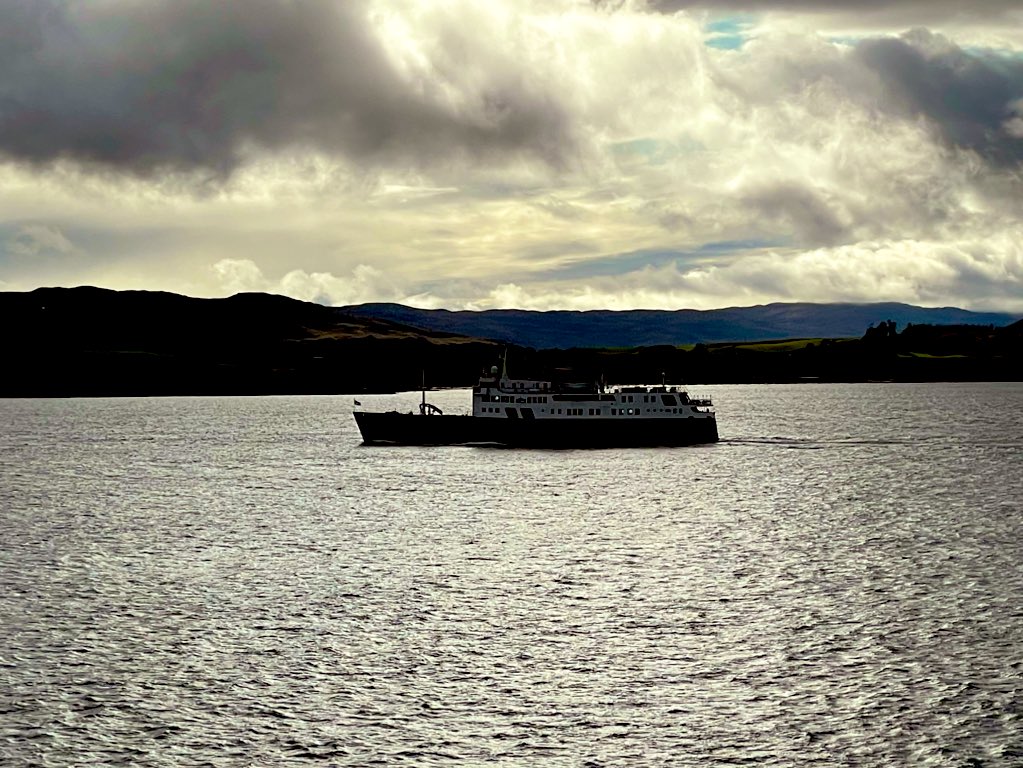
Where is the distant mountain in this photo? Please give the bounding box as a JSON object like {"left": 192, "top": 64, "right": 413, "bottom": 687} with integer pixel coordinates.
{"left": 342, "top": 302, "right": 1020, "bottom": 348}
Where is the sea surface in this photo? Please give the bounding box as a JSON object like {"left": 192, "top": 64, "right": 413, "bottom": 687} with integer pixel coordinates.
{"left": 1, "top": 382, "right": 1021, "bottom": 767}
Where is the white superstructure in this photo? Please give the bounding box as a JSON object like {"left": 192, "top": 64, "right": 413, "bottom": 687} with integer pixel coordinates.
{"left": 472, "top": 366, "right": 714, "bottom": 422}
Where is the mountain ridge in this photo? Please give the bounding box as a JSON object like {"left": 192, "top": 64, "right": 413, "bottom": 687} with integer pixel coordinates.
{"left": 342, "top": 301, "right": 1021, "bottom": 348}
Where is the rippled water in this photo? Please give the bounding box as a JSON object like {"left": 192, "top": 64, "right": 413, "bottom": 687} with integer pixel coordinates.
{"left": 2, "top": 383, "right": 1022, "bottom": 767}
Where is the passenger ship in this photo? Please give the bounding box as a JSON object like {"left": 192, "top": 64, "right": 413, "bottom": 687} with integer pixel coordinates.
{"left": 353, "top": 363, "right": 718, "bottom": 448}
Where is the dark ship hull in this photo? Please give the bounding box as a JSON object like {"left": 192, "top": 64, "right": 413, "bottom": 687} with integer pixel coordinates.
{"left": 353, "top": 411, "right": 718, "bottom": 448}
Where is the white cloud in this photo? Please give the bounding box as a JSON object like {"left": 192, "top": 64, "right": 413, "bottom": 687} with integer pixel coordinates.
{"left": 212, "top": 259, "right": 408, "bottom": 306}
{"left": 404, "top": 233, "right": 1023, "bottom": 313}
{"left": 211, "top": 258, "right": 268, "bottom": 294}
{"left": 279, "top": 264, "right": 405, "bottom": 306}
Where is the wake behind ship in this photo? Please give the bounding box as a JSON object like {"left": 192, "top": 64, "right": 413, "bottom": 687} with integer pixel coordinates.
{"left": 353, "top": 364, "right": 718, "bottom": 448}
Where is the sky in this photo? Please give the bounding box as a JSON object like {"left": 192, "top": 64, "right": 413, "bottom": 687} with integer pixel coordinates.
{"left": 2, "top": 0, "right": 1022, "bottom": 312}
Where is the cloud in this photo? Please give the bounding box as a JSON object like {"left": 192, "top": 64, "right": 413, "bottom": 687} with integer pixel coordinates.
{"left": 739, "top": 182, "right": 849, "bottom": 246}
{"left": 438, "top": 235, "right": 1023, "bottom": 312}
{"left": 212, "top": 258, "right": 406, "bottom": 306}
{"left": 5, "top": 223, "right": 75, "bottom": 257}
{"left": 210, "top": 258, "right": 266, "bottom": 295}
{"left": 855, "top": 30, "right": 1023, "bottom": 168}
{"left": 645, "top": 1, "right": 1023, "bottom": 25}
{"left": 0, "top": 0, "right": 579, "bottom": 177}
{"left": 2, "top": 1, "right": 1022, "bottom": 314}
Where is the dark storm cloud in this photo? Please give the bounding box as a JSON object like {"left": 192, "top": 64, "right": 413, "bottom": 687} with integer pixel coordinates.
{"left": 855, "top": 31, "right": 1023, "bottom": 168}
{"left": 0, "top": 0, "right": 575, "bottom": 177}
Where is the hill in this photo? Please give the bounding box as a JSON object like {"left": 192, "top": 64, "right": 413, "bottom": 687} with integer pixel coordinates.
{"left": 342, "top": 302, "right": 1020, "bottom": 348}
{"left": 0, "top": 287, "right": 501, "bottom": 396}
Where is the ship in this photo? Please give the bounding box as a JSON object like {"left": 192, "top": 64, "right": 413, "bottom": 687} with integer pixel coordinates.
{"left": 353, "top": 362, "right": 718, "bottom": 448}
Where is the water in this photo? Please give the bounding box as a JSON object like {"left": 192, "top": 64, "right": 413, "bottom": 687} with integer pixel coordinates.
{"left": 2, "top": 383, "right": 1021, "bottom": 766}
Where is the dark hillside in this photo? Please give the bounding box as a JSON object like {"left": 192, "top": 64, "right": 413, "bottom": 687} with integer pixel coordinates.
{"left": 0, "top": 287, "right": 502, "bottom": 396}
